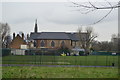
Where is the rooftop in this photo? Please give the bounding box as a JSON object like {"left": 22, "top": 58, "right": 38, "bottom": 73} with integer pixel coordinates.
{"left": 29, "top": 32, "right": 81, "bottom": 40}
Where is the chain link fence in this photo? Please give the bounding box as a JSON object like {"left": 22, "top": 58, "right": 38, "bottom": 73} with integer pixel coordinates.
{"left": 2, "top": 48, "right": 118, "bottom": 67}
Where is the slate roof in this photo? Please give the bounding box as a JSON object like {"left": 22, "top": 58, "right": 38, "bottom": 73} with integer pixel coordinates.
{"left": 29, "top": 32, "right": 81, "bottom": 41}
{"left": 29, "top": 32, "right": 41, "bottom": 40}
{"left": 66, "top": 33, "right": 79, "bottom": 41}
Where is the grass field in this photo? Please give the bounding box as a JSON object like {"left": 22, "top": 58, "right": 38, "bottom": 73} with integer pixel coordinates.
{"left": 2, "top": 55, "right": 118, "bottom": 66}
{"left": 2, "top": 55, "right": 119, "bottom": 78}
{"left": 2, "top": 66, "right": 118, "bottom": 78}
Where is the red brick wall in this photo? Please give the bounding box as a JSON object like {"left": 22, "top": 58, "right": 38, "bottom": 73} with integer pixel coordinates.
{"left": 10, "top": 35, "right": 26, "bottom": 49}
{"left": 36, "top": 40, "right": 72, "bottom": 49}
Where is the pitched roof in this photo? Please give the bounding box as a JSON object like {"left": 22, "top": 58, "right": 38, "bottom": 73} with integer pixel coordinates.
{"left": 30, "top": 32, "right": 71, "bottom": 40}
{"left": 29, "top": 32, "right": 41, "bottom": 40}
{"left": 10, "top": 34, "right": 27, "bottom": 45}
{"left": 66, "top": 33, "right": 79, "bottom": 41}
{"left": 29, "top": 32, "right": 89, "bottom": 41}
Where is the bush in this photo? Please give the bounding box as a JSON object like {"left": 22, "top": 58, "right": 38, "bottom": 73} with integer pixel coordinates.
{"left": 57, "top": 46, "right": 71, "bottom": 55}
{"left": 79, "top": 51, "right": 84, "bottom": 56}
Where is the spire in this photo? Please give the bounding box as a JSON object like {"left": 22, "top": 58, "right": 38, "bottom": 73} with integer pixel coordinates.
{"left": 35, "top": 19, "right": 37, "bottom": 24}
{"left": 34, "top": 19, "right": 38, "bottom": 33}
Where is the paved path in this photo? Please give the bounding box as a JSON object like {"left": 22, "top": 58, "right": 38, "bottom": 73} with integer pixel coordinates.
{"left": 1, "top": 64, "right": 115, "bottom": 67}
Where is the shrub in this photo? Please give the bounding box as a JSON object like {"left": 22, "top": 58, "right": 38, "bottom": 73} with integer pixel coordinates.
{"left": 57, "top": 46, "right": 71, "bottom": 55}
{"left": 79, "top": 51, "right": 84, "bottom": 56}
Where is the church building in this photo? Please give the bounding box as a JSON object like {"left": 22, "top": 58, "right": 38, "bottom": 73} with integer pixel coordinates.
{"left": 29, "top": 20, "right": 88, "bottom": 49}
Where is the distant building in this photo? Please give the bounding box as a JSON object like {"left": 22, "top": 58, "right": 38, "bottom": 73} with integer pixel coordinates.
{"left": 9, "top": 33, "right": 27, "bottom": 49}
{"left": 29, "top": 32, "right": 78, "bottom": 49}
{"left": 28, "top": 20, "right": 88, "bottom": 49}
{"left": 10, "top": 20, "right": 89, "bottom": 50}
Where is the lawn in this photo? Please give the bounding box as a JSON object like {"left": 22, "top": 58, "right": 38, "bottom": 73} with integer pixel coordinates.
{"left": 2, "top": 55, "right": 118, "bottom": 66}
{"left": 2, "top": 55, "right": 119, "bottom": 78}
{"left": 2, "top": 66, "right": 118, "bottom": 78}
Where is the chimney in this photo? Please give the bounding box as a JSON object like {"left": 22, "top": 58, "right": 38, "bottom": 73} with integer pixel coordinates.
{"left": 22, "top": 33, "right": 24, "bottom": 40}
{"left": 13, "top": 33, "right": 15, "bottom": 39}
{"left": 27, "top": 34, "right": 29, "bottom": 40}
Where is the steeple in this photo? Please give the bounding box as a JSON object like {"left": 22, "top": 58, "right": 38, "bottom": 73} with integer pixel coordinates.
{"left": 34, "top": 19, "right": 38, "bottom": 33}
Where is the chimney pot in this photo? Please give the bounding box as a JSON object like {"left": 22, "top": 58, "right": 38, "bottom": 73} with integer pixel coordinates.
{"left": 22, "top": 33, "right": 24, "bottom": 40}
{"left": 13, "top": 33, "right": 15, "bottom": 39}
{"left": 27, "top": 34, "right": 29, "bottom": 39}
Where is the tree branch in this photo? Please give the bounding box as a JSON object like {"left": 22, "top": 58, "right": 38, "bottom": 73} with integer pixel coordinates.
{"left": 69, "top": 0, "right": 119, "bottom": 24}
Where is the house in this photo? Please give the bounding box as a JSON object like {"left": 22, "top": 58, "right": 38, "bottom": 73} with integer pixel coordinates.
{"left": 9, "top": 33, "right": 28, "bottom": 55}
{"left": 9, "top": 33, "right": 27, "bottom": 49}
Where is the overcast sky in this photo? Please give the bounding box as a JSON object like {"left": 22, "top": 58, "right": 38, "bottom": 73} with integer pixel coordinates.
{"left": 1, "top": 1, "right": 118, "bottom": 41}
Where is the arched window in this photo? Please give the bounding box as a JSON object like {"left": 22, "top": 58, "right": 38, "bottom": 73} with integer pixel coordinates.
{"left": 51, "top": 41, "right": 55, "bottom": 47}
{"left": 61, "top": 41, "right": 65, "bottom": 47}
{"left": 40, "top": 40, "right": 45, "bottom": 47}
{"left": 34, "top": 40, "right": 37, "bottom": 47}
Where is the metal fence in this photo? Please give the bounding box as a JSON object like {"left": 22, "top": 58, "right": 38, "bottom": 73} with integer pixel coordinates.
{"left": 2, "top": 48, "right": 118, "bottom": 67}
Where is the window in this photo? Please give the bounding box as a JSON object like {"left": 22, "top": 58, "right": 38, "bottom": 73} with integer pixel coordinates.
{"left": 34, "top": 40, "right": 37, "bottom": 47}
{"left": 51, "top": 41, "right": 55, "bottom": 47}
{"left": 40, "top": 40, "right": 45, "bottom": 47}
{"left": 61, "top": 41, "right": 65, "bottom": 47}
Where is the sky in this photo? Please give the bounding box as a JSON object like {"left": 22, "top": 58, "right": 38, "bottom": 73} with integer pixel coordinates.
{"left": 1, "top": 0, "right": 119, "bottom": 41}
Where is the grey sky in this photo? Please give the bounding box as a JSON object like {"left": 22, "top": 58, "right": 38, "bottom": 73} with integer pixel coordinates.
{"left": 1, "top": 2, "right": 118, "bottom": 41}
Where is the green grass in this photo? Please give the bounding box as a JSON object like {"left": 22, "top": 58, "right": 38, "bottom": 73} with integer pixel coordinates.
{"left": 2, "top": 55, "right": 118, "bottom": 66}
{"left": 2, "top": 66, "right": 118, "bottom": 78}
{"left": 2, "top": 55, "right": 119, "bottom": 78}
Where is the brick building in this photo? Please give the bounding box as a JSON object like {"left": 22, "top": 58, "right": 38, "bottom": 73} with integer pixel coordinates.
{"left": 10, "top": 20, "right": 89, "bottom": 50}
{"left": 28, "top": 20, "right": 88, "bottom": 49}
{"left": 9, "top": 33, "right": 27, "bottom": 49}
{"left": 29, "top": 32, "right": 77, "bottom": 49}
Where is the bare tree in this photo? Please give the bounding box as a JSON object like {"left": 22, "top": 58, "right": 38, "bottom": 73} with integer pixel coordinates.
{"left": 92, "top": 40, "right": 116, "bottom": 51}
{"left": 0, "top": 23, "right": 10, "bottom": 48}
{"left": 99, "top": 41, "right": 113, "bottom": 51}
{"left": 91, "top": 34, "right": 119, "bottom": 52}
{"left": 77, "top": 26, "right": 97, "bottom": 55}
{"left": 91, "top": 40, "right": 101, "bottom": 51}
{"left": 70, "top": 0, "right": 120, "bottom": 24}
